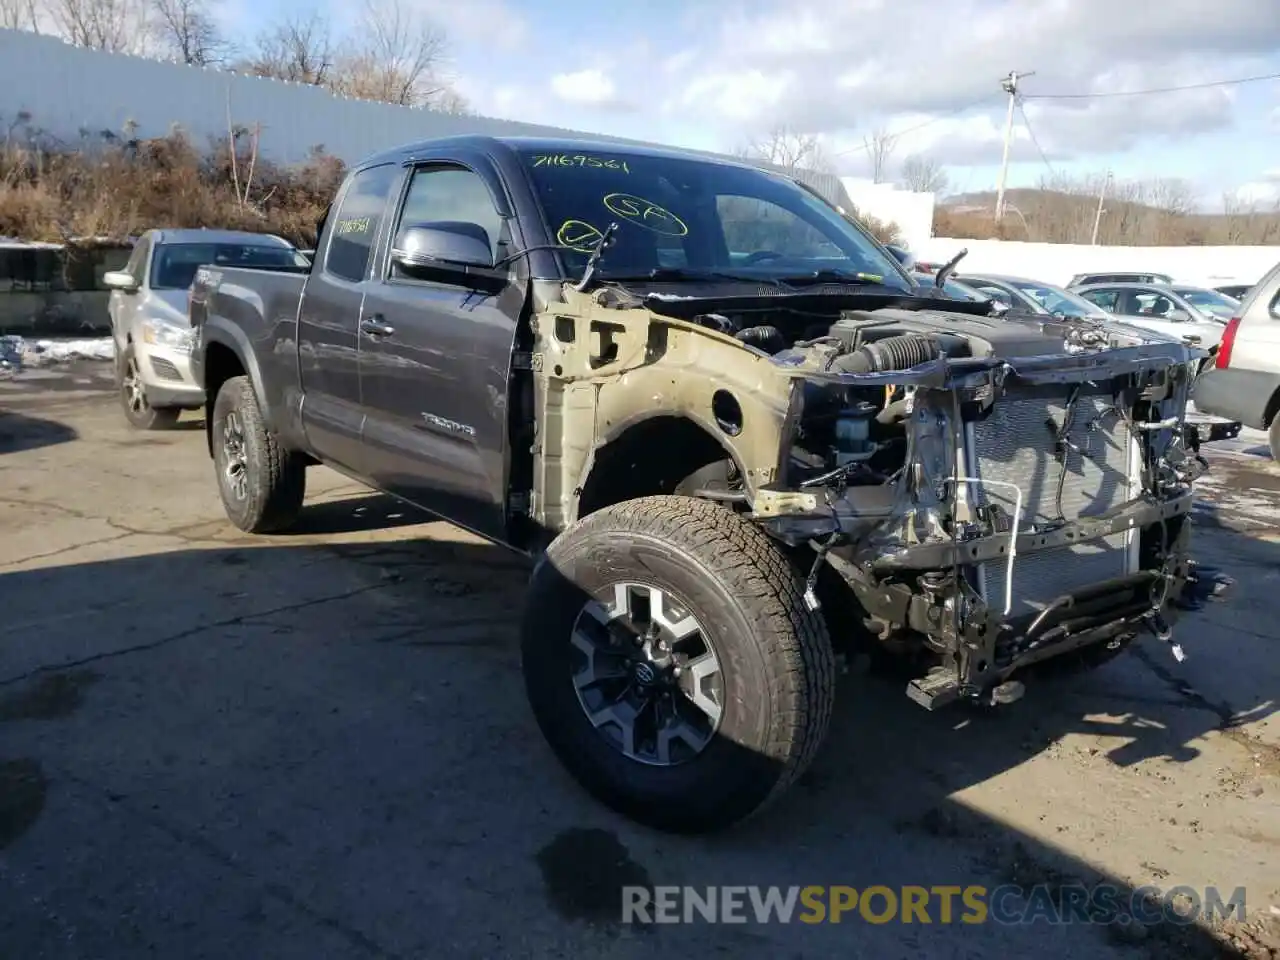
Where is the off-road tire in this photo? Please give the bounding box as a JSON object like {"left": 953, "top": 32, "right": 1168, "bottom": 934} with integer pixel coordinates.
{"left": 211, "top": 375, "right": 305, "bottom": 533}
{"left": 521, "top": 495, "right": 836, "bottom": 833}
{"left": 117, "top": 343, "right": 180, "bottom": 431}
{"left": 1269, "top": 414, "right": 1280, "bottom": 462}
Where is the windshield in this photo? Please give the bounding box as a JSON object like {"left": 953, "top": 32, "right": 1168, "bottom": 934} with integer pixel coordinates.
{"left": 1173, "top": 287, "right": 1239, "bottom": 319}
{"left": 150, "top": 242, "right": 307, "bottom": 290}
{"left": 1006, "top": 279, "right": 1110, "bottom": 319}
{"left": 516, "top": 148, "right": 911, "bottom": 290}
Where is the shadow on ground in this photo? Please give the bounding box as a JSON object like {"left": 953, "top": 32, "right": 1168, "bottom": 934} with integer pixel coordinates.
{"left": 0, "top": 495, "right": 1275, "bottom": 958}
{"left": 0, "top": 410, "right": 78, "bottom": 455}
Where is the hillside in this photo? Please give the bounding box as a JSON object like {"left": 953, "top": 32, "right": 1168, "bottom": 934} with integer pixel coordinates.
{"left": 936, "top": 183, "right": 1280, "bottom": 246}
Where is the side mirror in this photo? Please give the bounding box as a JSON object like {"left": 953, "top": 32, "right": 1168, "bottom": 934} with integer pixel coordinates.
{"left": 391, "top": 221, "right": 494, "bottom": 276}
{"left": 1166, "top": 308, "right": 1191, "bottom": 323}
{"left": 103, "top": 270, "right": 138, "bottom": 292}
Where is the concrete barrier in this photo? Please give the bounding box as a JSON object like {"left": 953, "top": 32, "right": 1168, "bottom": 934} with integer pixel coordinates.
{"left": 0, "top": 291, "right": 111, "bottom": 336}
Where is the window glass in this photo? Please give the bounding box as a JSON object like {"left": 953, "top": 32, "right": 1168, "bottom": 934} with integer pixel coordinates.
{"left": 150, "top": 243, "right": 306, "bottom": 290}
{"left": 516, "top": 148, "right": 909, "bottom": 288}
{"left": 1006, "top": 280, "right": 1108, "bottom": 318}
{"left": 716, "top": 196, "right": 845, "bottom": 261}
{"left": 1079, "top": 289, "right": 1121, "bottom": 311}
{"left": 125, "top": 238, "right": 151, "bottom": 279}
{"left": 1173, "top": 287, "right": 1238, "bottom": 318}
{"left": 397, "top": 166, "right": 505, "bottom": 261}
{"left": 325, "top": 164, "right": 398, "bottom": 282}
{"left": 969, "top": 283, "right": 1018, "bottom": 308}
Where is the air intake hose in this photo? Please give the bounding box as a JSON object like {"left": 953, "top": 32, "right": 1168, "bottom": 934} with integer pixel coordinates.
{"left": 832, "top": 334, "right": 941, "bottom": 375}
{"left": 735, "top": 324, "right": 787, "bottom": 354}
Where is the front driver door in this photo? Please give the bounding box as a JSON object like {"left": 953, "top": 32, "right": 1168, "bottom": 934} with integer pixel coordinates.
{"left": 358, "top": 160, "right": 522, "bottom": 541}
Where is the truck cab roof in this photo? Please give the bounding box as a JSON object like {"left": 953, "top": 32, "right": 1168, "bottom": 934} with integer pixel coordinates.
{"left": 358, "top": 135, "right": 764, "bottom": 174}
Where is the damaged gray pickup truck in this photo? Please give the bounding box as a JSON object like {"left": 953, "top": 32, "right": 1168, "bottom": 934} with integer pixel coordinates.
{"left": 189, "top": 135, "right": 1230, "bottom": 833}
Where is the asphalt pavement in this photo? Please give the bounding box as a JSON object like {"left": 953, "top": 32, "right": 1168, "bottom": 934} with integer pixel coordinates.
{"left": 1, "top": 364, "right": 1277, "bottom": 959}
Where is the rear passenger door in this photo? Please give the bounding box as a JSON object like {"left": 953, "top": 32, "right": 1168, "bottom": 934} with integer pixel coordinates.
{"left": 297, "top": 163, "right": 402, "bottom": 470}
{"left": 357, "top": 159, "right": 523, "bottom": 541}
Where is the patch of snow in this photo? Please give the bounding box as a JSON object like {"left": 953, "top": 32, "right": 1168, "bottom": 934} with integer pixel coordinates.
{"left": 0, "top": 335, "right": 114, "bottom": 378}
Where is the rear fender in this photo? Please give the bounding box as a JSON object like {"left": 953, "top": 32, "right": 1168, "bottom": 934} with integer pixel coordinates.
{"left": 199, "top": 315, "right": 274, "bottom": 455}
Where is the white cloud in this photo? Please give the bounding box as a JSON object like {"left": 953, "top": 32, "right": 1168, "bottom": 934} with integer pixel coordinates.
{"left": 408, "top": 0, "right": 528, "bottom": 51}
{"left": 602, "top": 0, "right": 1280, "bottom": 168}
{"left": 1233, "top": 168, "right": 1280, "bottom": 206}
{"left": 550, "top": 69, "right": 617, "bottom": 107}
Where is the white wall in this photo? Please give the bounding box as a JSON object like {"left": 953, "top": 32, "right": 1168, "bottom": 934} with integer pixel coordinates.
{"left": 911, "top": 238, "right": 1280, "bottom": 289}
{"left": 0, "top": 29, "right": 711, "bottom": 165}
{"left": 840, "top": 178, "right": 936, "bottom": 250}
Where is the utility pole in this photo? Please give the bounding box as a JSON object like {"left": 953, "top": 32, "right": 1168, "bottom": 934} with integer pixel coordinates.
{"left": 994, "top": 70, "right": 1034, "bottom": 222}
{"left": 1090, "top": 171, "right": 1112, "bottom": 245}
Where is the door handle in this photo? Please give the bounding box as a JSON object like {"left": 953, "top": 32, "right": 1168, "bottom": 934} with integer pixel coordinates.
{"left": 360, "top": 315, "right": 395, "bottom": 338}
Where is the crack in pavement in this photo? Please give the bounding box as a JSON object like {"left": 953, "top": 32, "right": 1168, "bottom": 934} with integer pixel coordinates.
{"left": 0, "top": 582, "right": 399, "bottom": 688}
{"left": 0, "top": 533, "right": 133, "bottom": 569}
{"left": 0, "top": 495, "right": 227, "bottom": 543}
{"left": 49, "top": 765, "right": 407, "bottom": 960}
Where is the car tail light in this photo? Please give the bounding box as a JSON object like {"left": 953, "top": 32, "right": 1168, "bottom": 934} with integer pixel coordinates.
{"left": 1215, "top": 317, "right": 1240, "bottom": 369}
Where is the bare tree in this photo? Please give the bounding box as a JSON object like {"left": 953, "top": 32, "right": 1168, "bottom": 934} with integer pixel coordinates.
{"left": 48, "top": 0, "right": 152, "bottom": 53}
{"left": 330, "top": 0, "right": 458, "bottom": 108}
{"left": 433, "top": 87, "right": 474, "bottom": 116}
{"left": 736, "top": 124, "right": 830, "bottom": 174}
{"left": 862, "top": 126, "right": 897, "bottom": 184}
{"left": 241, "top": 14, "right": 334, "bottom": 86}
{"left": 1, "top": 0, "right": 42, "bottom": 30}
{"left": 899, "top": 154, "right": 948, "bottom": 194}
{"left": 150, "top": 0, "right": 228, "bottom": 65}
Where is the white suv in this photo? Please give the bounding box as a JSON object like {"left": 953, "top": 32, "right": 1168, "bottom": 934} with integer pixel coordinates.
{"left": 1192, "top": 259, "right": 1280, "bottom": 460}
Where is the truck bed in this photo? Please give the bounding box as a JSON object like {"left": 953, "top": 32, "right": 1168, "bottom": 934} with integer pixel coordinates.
{"left": 191, "top": 265, "right": 308, "bottom": 340}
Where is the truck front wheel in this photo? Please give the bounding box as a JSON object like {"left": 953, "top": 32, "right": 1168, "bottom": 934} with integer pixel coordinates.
{"left": 211, "top": 375, "right": 305, "bottom": 533}
{"left": 521, "top": 495, "right": 835, "bottom": 833}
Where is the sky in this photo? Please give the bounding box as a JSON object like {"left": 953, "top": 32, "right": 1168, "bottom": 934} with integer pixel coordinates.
{"left": 219, "top": 0, "right": 1280, "bottom": 207}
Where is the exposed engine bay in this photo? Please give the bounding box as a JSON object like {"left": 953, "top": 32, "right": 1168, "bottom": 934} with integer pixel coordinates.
{"left": 629, "top": 289, "right": 1233, "bottom": 709}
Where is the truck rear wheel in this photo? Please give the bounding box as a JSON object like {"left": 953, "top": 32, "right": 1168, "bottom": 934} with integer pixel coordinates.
{"left": 521, "top": 495, "right": 835, "bottom": 833}
{"left": 211, "top": 375, "right": 305, "bottom": 533}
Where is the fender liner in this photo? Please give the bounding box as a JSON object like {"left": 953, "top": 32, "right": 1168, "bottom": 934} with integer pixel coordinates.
{"left": 570, "top": 410, "right": 751, "bottom": 524}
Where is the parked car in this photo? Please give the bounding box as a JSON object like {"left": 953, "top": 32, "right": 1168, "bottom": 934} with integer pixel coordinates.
{"left": 103, "top": 229, "right": 310, "bottom": 429}
{"left": 1068, "top": 271, "right": 1173, "bottom": 286}
{"left": 187, "top": 134, "right": 1221, "bottom": 833}
{"left": 1070, "top": 282, "right": 1227, "bottom": 348}
{"left": 962, "top": 273, "right": 1117, "bottom": 321}
{"left": 1193, "top": 260, "right": 1280, "bottom": 460}
{"left": 1214, "top": 283, "right": 1254, "bottom": 300}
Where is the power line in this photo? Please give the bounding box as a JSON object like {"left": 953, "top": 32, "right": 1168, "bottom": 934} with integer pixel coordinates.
{"left": 831, "top": 93, "right": 1002, "bottom": 157}
{"left": 1015, "top": 97, "right": 1055, "bottom": 176}
{"left": 1023, "top": 70, "right": 1280, "bottom": 101}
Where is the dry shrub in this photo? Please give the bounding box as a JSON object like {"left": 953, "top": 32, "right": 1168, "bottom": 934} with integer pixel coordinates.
{"left": 843, "top": 207, "right": 901, "bottom": 245}
{"left": 0, "top": 117, "right": 346, "bottom": 246}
